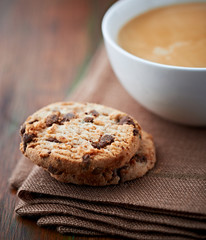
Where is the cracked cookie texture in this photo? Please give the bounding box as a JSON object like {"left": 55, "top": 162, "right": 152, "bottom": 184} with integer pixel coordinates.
{"left": 19, "top": 102, "right": 145, "bottom": 185}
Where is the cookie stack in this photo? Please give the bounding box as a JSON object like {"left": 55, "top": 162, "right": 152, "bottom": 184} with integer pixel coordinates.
{"left": 20, "top": 102, "right": 156, "bottom": 186}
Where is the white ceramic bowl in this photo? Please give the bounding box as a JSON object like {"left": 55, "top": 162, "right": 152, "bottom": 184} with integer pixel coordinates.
{"left": 102, "top": 0, "right": 206, "bottom": 126}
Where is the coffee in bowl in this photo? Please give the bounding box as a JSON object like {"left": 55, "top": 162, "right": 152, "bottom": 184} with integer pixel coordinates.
{"left": 102, "top": 0, "right": 206, "bottom": 125}
{"left": 118, "top": 2, "right": 206, "bottom": 68}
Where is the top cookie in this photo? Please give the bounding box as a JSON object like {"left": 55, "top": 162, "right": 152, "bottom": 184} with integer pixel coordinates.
{"left": 20, "top": 102, "right": 141, "bottom": 180}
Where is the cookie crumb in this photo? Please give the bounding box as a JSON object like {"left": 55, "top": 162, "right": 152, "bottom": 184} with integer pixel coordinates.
{"left": 40, "top": 150, "right": 51, "bottom": 158}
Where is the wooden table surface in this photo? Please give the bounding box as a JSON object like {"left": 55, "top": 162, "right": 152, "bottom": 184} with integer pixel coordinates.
{"left": 0, "top": 1, "right": 116, "bottom": 239}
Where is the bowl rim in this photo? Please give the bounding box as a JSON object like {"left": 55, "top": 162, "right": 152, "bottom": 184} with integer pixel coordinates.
{"left": 102, "top": 0, "right": 206, "bottom": 71}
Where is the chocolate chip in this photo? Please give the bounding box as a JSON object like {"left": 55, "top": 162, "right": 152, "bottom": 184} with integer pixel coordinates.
{"left": 46, "top": 137, "right": 62, "bottom": 143}
{"left": 46, "top": 114, "right": 59, "bottom": 127}
{"left": 23, "top": 134, "right": 35, "bottom": 144}
{"left": 20, "top": 124, "right": 26, "bottom": 136}
{"left": 119, "top": 165, "right": 129, "bottom": 171}
{"left": 92, "top": 135, "right": 114, "bottom": 149}
{"left": 112, "top": 169, "right": 117, "bottom": 178}
{"left": 84, "top": 117, "right": 94, "bottom": 123}
{"left": 118, "top": 115, "right": 135, "bottom": 127}
{"left": 92, "top": 167, "right": 103, "bottom": 175}
{"left": 133, "top": 128, "right": 139, "bottom": 136}
{"left": 62, "top": 113, "right": 75, "bottom": 122}
{"left": 28, "top": 119, "right": 38, "bottom": 124}
{"left": 48, "top": 165, "right": 63, "bottom": 175}
{"left": 23, "top": 133, "right": 35, "bottom": 151}
{"left": 116, "top": 165, "right": 130, "bottom": 183}
{"left": 139, "top": 155, "right": 147, "bottom": 163}
{"left": 132, "top": 154, "right": 147, "bottom": 164}
{"left": 116, "top": 168, "right": 122, "bottom": 179}
{"left": 116, "top": 163, "right": 133, "bottom": 183}
{"left": 82, "top": 154, "right": 91, "bottom": 170}
{"left": 89, "top": 110, "right": 99, "bottom": 117}
{"left": 91, "top": 142, "right": 100, "bottom": 149}
{"left": 82, "top": 154, "right": 91, "bottom": 162}
{"left": 99, "top": 134, "right": 115, "bottom": 148}
{"left": 107, "top": 168, "right": 118, "bottom": 183}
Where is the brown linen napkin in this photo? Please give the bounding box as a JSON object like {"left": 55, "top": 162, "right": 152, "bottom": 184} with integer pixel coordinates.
{"left": 10, "top": 46, "right": 206, "bottom": 239}
{"left": 57, "top": 226, "right": 103, "bottom": 237}
{"left": 16, "top": 197, "right": 206, "bottom": 229}
{"left": 9, "top": 156, "right": 34, "bottom": 189}
{"left": 37, "top": 213, "right": 201, "bottom": 237}
{"left": 16, "top": 164, "right": 206, "bottom": 216}
{"left": 18, "top": 165, "right": 206, "bottom": 217}
{"left": 15, "top": 198, "right": 205, "bottom": 239}
{"left": 37, "top": 215, "right": 206, "bottom": 240}
{"left": 13, "top": 163, "right": 206, "bottom": 239}
{"left": 56, "top": 226, "right": 194, "bottom": 240}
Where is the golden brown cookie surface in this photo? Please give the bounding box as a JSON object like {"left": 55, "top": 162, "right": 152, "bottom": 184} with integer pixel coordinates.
{"left": 20, "top": 102, "right": 142, "bottom": 185}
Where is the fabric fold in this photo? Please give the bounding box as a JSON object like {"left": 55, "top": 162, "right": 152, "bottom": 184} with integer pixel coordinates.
{"left": 15, "top": 201, "right": 206, "bottom": 239}
{"left": 15, "top": 199, "right": 206, "bottom": 230}
{"left": 38, "top": 215, "right": 202, "bottom": 240}
{"left": 17, "top": 165, "right": 206, "bottom": 216}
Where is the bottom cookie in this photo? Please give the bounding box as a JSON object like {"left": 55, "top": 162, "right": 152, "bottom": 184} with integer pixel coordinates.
{"left": 117, "top": 131, "right": 156, "bottom": 183}
{"left": 48, "top": 131, "right": 156, "bottom": 186}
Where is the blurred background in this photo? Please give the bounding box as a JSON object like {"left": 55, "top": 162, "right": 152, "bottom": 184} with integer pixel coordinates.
{"left": 0, "top": 1, "right": 115, "bottom": 239}
{"left": 0, "top": 0, "right": 116, "bottom": 159}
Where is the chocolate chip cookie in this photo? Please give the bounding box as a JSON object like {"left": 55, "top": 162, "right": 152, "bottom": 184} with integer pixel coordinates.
{"left": 60, "top": 130, "right": 155, "bottom": 185}
{"left": 116, "top": 130, "right": 156, "bottom": 183}
{"left": 20, "top": 102, "right": 142, "bottom": 185}
{"left": 49, "top": 130, "right": 155, "bottom": 186}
